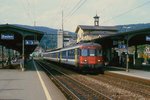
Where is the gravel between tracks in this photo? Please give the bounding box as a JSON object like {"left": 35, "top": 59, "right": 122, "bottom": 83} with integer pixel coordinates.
{"left": 41, "top": 60, "right": 150, "bottom": 100}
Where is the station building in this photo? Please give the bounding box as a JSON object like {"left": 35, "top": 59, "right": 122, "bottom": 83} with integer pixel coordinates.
{"left": 75, "top": 15, "right": 150, "bottom": 70}
{"left": 57, "top": 29, "right": 76, "bottom": 48}
{"left": 75, "top": 15, "right": 118, "bottom": 43}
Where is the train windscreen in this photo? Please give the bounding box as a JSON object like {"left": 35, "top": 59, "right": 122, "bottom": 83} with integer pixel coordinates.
{"left": 81, "top": 49, "right": 102, "bottom": 56}
{"left": 81, "top": 49, "right": 88, "bottom": 56}
{"left": 89, "top": 49, "right": 95, "bottom": 56}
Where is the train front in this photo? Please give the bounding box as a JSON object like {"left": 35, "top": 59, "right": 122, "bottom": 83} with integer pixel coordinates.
{"left": 79, "top": 43, "right": 104, "bottom": 73}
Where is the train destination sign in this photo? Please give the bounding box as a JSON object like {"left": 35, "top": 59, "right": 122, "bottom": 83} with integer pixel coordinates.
{"left": 1, "top": 34, "right": 14, "bottom": 40}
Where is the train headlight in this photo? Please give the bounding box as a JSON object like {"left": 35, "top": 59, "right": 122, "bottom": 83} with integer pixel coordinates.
{"left": 98, "top": 60, "right": 101, "bottom": 62}
{"left": 81, "top": 59, "right": 88, "bottom": 64}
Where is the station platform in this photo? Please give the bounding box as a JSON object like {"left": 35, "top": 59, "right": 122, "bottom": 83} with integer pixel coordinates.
{"left": 106, "top": 66, "right": 150, "bottom": 80}
{"left": 0, "top": 60, "right": 66, "bottom": 100}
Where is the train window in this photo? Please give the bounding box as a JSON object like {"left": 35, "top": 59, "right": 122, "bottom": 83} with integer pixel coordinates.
{"left": 52, "top": 53, "right": 56, "bottom": 58}
{"left": 81, "top": 49, "right": 88, "bottom": 56}
{"left": 68, "top": 49, "right": 75, "bottom": 59}
{"left": 62, "top": 51, "right": 67, "bottom": 58}
{"left": 89, "top": 49, "right": 95, "bottom": 56}
{"left": 96, "top": 49, "right": 102, "bottom": 56}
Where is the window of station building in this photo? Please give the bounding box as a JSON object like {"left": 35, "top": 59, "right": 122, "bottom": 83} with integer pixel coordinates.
{"left": 81, "top": 49, "right": 88, "bottom": 56}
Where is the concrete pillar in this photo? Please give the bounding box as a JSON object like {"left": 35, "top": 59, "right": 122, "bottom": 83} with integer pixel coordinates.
{"left": 126, "top": 35, "right": 129, "bottom": 72}
{"left": 1, "top": 46, "right": 4, "bottom": 68}
{"left": 22, "top": 36, "right": 25, "bottom": 71}
{"left": 133, "top": 45, "right": 138, "bottom": 65}
{"left": 135, "top": 45, "right": 138, "bottom": 59}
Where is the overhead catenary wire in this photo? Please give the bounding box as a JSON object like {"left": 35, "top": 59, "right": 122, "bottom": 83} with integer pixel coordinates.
{"left": 65, "top": 0, "right": 85, "bottom": 18}
{"left": 54, "top": 0, "right": 81, "bottom": 29}
{"left": 54, "top": 0, "right": 87, "bottom": 30}
{"left": 51, "top": 0, "right": 68, "bottom": 29}
{"left": 25, "top": 0, "right": 36, "bottom": 25}
{"left": 20, "top": 0, "right": 33, "bottom": 25}
{"left": 64, "top": 0, "right": 87, "bottom": 24}
{"left": 20, "top": 0, "right": 36, "bottom": 26}
{"left": 102, "top": 0, "right": 150, "bottom": 24}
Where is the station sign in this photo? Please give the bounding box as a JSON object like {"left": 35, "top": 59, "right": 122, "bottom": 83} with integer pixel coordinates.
{"left": 25, "top": 40, "right": 34, "bottom": 45}
{"left": 118, "top": 44, "right": 126, "bottom": 49}
{"left": 25, "top": 40, "right": 39, "bottom": 45}
{"left": 146, "top": 36, "right": 150, "bottom": 41}
{"left": 1, "top": 34, "right": 14, "bottom": 40}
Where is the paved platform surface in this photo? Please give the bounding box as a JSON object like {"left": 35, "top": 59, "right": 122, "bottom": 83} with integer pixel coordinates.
{"left": 0, "top": 60, "right": 66, "bottom": 100}
{"left": 108, "top": 67, "right": 150, "bottom": 80}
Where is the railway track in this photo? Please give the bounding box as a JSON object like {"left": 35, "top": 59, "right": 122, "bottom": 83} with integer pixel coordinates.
{"left": 36, "top": 60, "right": 150, "bottom": 100}
{"left": 35, "top": 60, "right": 112, "bottom": 100}
{"left": 87, "top": 73, "right": 150, "bottom": 98}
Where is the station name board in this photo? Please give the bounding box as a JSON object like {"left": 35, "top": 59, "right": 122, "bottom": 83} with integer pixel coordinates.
{"left": 25, "top": 40, "right": 34, "bottom": 45}
{"left": 25, "top": 40, "right": 39, "bottom": 45}
{"left": 1, "top": 34, "right": 14, "bottom": 40}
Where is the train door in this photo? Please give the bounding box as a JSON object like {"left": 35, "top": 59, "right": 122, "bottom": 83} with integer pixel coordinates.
{"left": 59, "top": 51, "right": 62, "bottom": 63}
{"left": 75, "top": 48, "right": 78, "bottom": 67}
{"left": 66, "top": 50, "right": 68, "bottom": 62}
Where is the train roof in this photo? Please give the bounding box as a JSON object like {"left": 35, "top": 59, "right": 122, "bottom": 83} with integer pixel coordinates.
{"left": 60, "top": 42, "right": 101, "bottom": 51}
{"left": 43, "top": 42, "right": 102, "bottom": 54}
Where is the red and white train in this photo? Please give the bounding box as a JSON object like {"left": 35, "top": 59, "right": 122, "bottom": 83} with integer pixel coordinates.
{"left": 42, "top": 42, "right": 104, "bottom": 73}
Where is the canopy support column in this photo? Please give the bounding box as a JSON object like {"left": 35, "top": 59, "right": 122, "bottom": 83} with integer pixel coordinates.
{"left": 21, "top": 36, "right": 25, "bottom": 71}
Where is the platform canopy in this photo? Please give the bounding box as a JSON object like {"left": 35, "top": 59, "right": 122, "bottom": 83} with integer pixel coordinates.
{"left": 94, "top": 28, "right": 150, "bottom": 48}
{"left": 0, "top": 24, "right": 44, "bottom": 56}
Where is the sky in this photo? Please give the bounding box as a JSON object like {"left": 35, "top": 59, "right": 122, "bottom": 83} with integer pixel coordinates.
{"left": 0, "top": 0, "right": 150, "bottom": 32}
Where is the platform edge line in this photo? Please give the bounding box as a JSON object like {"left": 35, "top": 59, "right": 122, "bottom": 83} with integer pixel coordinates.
{"left": 33, "top": 60, "right": 52, "bottom": 100}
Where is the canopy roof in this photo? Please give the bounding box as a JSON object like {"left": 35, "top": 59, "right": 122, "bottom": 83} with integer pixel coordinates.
{"left": 0, "top": 24, "right": 44, "bottom": 56}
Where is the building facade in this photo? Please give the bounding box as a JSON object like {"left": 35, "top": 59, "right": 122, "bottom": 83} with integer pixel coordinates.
{"left": 57, "top": 30, "right": 76, "bottom": 48}
{"left": 75, "top": 15, "right": 118, "bottom": 43}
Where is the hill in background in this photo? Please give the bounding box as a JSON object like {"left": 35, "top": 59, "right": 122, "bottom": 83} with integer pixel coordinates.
{"left": 14, "top": 24, "right": 75, "bottom": 49}
{"left": 14, "top": 23, "right": 150, "bottom": 49}
{"left": 116, "top": 23, "right": 150, "bottom": 32}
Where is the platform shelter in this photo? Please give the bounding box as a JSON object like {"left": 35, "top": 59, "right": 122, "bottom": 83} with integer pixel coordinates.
{"left": 94, "top": 28, "right": 150, "bottom": 71}
{"left": 0, "top": 24, "right": 44, "bottom": 70}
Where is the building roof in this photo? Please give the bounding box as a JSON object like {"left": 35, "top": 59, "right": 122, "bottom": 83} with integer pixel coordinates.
{"left": 75, "top": 25, "right": 118, "bottom": 33}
